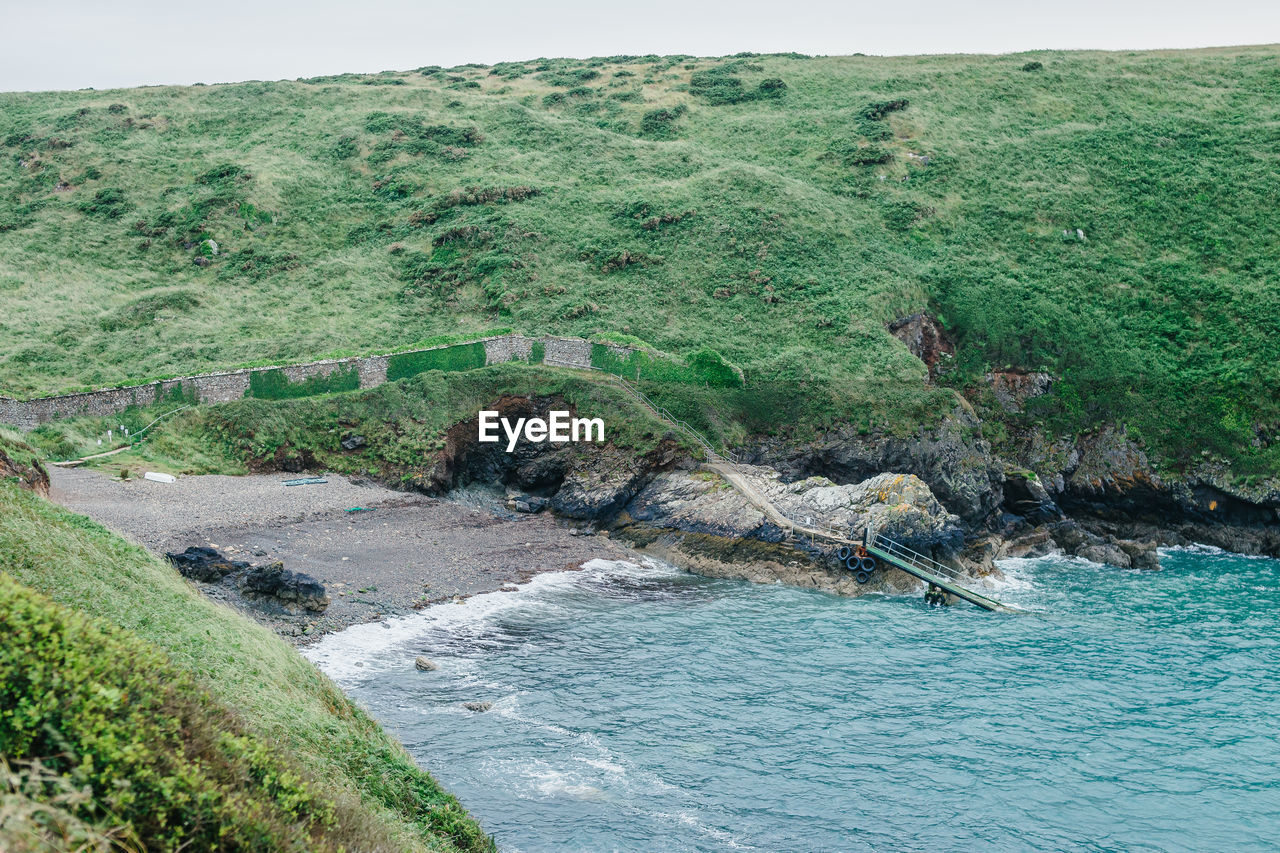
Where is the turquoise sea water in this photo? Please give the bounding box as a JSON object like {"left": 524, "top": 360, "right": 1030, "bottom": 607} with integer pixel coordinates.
{"left": 306, "top": 548, "right": 1280, "bottom": 852}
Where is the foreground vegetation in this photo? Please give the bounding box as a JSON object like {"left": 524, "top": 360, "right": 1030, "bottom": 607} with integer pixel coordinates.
{"left": 3, "top": 47, "right": 1278, "bottom": 475}
{"left": 0, "top": 435, "right": 493, "bottom": 852}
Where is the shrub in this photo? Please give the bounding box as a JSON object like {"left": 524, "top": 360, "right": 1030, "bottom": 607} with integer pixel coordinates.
{"left": 756, "top": 78, "right": 788, "bottom": 98}
{"left": 435, "top": 186, "right": 540, "bottom": 209}
{"left": 540, "top": 68, "right": 601, "bottom": 87}
{"left": 78, "top": 188, "right": 130, "bottom": 218}
{"left": 0, "top": 574, "right": 344, "bottom": 851}
{"left": 99, "top": 290, "right": 202, "bottom": 332}
{"left": 639, "top": 105, "right": 687, "bottom": 139}
{"left": 197, "top": 163, "right": 250, "bottom": 185}
{"left": 1022, "top": 61, "right": 1044, "bottom": 72}
{"left": 858, "top": 99, "right": 909, "bottom": 121}
{"left": 387, "top": 342, "right": 487, "bottom": 381}
{"left": 689, "top": 65, "right": 788, "bottom": 105}
{"left": 690, "top": 68, "right": 748, "bottom": 104}
{"left": 330, "top": 134, "right": 358, "bottom": 160}
{"left": 841, "top": 144, "right": 894, "bottom": 166}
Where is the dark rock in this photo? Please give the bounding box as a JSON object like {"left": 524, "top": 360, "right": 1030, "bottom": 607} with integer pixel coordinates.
{"left": 1077, "top": 542, "right": 1131, "bottom": 569}
{"left": 192, "top": 256, "right": 211, "bottom": 267}
{"left": 550, "top": 438, "right": 680, "bottom": 521}
{"left": 1047, "top": 520, "right": 1089, "bottom": 553}
{"left": 240, "top": 562, "right": 330, "bottom": 612}
{"left": 463, "top": 701, "right": 493, "bottom": 712}
{"left": 761, "top": 407, "right": 1004, "bottom": 527}
{"left": 1002, "top": 471, "right": 1062, "bottom": 522}
{"left": 1117, "top": 539, "right": 1161, "bottom": 571}
{"left": 887, "top": 312, "right": 954, "bottom": 379}
{"left": 1000, "top": 527, "right": 1059, "bottom": 559}
{"left": 512, "top": 495, "right": 549, "bottom": 513}
{"left": 167, "top": 546, "right": 248, "bottom": 582}
{"left": 340, "top": 434, "right": 367, "bottom": 451}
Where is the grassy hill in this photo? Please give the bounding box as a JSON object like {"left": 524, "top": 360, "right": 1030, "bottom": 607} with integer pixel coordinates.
{"left": 2, "top": 46, "right": 1278, "bottom": 475}
{"left": 0, "top": 432, "right": 493, "bottom": 852}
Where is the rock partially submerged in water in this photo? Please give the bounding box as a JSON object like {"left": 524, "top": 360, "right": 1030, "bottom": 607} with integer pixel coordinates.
{"left": 415, "top": 656, "right": 438, "bottom": 671}
{"left": 463, "top": 701, "right": 493, "bottom": 712}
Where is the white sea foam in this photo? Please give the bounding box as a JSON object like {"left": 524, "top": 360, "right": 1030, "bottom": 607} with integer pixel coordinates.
{"left": 303, "top": 556, "right": 681, "bottom": 682}
{"left": 1160, "top": 542, "right": 1274, "bottom": 561}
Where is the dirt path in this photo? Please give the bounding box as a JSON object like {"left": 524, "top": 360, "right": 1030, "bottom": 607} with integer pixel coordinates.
{"left": 49, "top": 467, "right": 633, "bottom": 642}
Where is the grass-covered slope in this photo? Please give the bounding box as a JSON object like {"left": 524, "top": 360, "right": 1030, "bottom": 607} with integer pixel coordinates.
{"left": 0, "top": 435, "right": 493, "bottom": 852}
{"left": 2, "top": 47, "right": 1278, "bottom": 474}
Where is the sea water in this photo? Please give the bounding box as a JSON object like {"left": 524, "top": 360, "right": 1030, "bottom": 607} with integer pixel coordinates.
{"left": 305, "top": 548, "right": 1280, "bottom": 852}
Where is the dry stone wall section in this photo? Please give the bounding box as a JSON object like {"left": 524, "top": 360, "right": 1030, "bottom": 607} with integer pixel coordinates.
{"left": 0, "top": 335, "right": 637, "bottom": 432}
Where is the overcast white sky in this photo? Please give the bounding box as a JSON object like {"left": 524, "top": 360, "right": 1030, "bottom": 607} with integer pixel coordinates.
{"left": 2, "top": 0, "right": 1277, "bottom": 92}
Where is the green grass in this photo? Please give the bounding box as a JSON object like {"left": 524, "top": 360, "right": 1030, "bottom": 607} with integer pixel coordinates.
{"left": 2, "top": 48, "right": 1279, "bottom": 476}
{"left": 0, "top": 450, "right": 493, "bottom": 852}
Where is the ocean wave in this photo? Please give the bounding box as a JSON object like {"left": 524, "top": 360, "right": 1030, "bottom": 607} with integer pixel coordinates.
{"left": 304, "top": 557, "right": 682, "bottom": 683}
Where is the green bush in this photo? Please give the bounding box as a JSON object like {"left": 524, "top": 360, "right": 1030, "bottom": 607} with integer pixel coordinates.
{"left": 0, "top": 573, "right": 344, "bottom": 852}
{"left": 529, "top": 341, "right": 546, "bottom": 363}
{"left": 78, "top": 188, "right": 130, "bottom": 218}
{"left": 387, "top": 342, "right": 487, "bottom": 381}
{"left": 639, "top": 105, "right": 687, "bottom": 139}
{"left": 858, "top": 99, "right": 908, "bottom": 121}
{"left": 247, "top": 365, "right": 360, "bottom": 400}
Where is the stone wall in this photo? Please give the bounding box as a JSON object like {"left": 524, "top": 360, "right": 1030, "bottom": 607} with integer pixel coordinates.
{"left": 541, "top": 336, "right": 593, "bottom": 369}
{"left": 0, "top": 334, "right": 637, "bottom": 432}
{"left": 483, "top": 335, "right": 534, "bottom": 365}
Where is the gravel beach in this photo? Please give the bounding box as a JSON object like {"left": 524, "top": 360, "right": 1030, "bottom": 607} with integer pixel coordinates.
{"left": 49, "top": 467, "right": 633, "bottom": 642}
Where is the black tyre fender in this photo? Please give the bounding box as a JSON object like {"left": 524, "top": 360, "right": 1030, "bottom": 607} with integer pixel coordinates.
{"left": 844, "top": 554, "right": 861, "bottom": 571}
{"left": 860, "top": 556, "right": 877, "bottom": 573}
{"left": 855, "top": 570, "right": 872, "bottom": 584}
{"left": 836, "top": 546, "right": 852, "bottom": 562}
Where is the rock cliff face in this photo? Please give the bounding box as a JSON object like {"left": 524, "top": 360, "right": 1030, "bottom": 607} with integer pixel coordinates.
{"left": 1008, "top": 426, "right": 1280, "bottom": 556}
{"left": 755, "top": 406, "right": 1004, "bottom": 527}
{"left": 421, "top": 393, "right": 680, "bottom": 519}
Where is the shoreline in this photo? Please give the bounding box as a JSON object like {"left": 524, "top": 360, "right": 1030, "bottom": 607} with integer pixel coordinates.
{"left": 48, "top": 466, "right": 638, "bottom": 644}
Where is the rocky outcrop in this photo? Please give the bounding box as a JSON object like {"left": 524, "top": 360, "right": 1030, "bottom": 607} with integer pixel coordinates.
{"left": 985, "top": 371, "right": 1054, "bottom": 413}
{"left": 240, "top": 562, "right": 330, "bottom": 613}
{"left": 616, "top": 465, "right": 974, "bottom": 596}
{"left": 166, "top": 547, "right": 329, "bottom": 614}
{"left": 0, "top": 448, "right": 50, "bottom": 496}
{"left": 167, "top": 546, "right": 249, "bottom": 582}
{"left": 888, "top": 313, "right": 954, "bottom": 379}
{"left": 427, "top": 394, "right": 680, "bottom": 521}
{"left": 1008, "top": 426, "right": 1280, "bottom": 557}
{"left": 550, "top": 438, "right": 680, "bottom": 519}
{"left": 757, "top": 406, "right": 1004, "bottom": 527}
